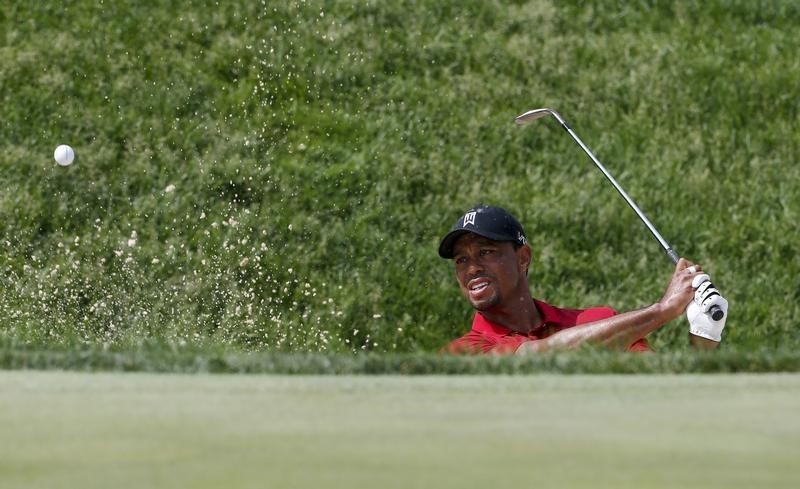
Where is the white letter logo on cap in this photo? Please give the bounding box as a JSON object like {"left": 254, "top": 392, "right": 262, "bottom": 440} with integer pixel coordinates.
{"left": 463, "top": 212, "right": 476, "bottom": 227}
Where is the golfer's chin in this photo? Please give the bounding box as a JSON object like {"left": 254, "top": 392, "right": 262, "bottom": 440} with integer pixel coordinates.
{"left": 467, "top": 292, "right": 500, "bottom": 311}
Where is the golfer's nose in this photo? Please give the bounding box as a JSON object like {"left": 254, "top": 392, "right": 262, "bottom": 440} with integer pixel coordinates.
{"left": 465, "top": 257, "right": 484, "bottom": 276}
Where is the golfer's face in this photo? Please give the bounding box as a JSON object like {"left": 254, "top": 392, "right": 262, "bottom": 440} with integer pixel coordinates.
{"left": 452, "top": 234, "right": 526, "bottom": 311}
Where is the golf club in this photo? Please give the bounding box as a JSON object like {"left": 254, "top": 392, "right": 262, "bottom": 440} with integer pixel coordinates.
{"left": 515, "top": 107, "right": 724, "bottom": 321}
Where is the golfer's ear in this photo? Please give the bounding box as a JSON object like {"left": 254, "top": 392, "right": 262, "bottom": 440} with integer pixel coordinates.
{"left": 518, "top": 244, "right": 532, "bottom": 274}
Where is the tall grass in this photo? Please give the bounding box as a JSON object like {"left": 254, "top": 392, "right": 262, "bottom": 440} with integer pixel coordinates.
{"left": 1, "top": 1, "right": 798, "bottom": 354}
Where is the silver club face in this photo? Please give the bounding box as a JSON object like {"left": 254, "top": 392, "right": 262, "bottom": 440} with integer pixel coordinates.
{"left": 514, "top": 108, "right": 565, "bottom": 125}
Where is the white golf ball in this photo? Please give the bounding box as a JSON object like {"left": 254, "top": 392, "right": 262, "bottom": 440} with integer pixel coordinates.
{"left": 54, "top": 144, "right": 75, "bottom": 166}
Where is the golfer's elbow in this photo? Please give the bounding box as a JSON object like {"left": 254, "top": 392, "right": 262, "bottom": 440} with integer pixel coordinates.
{"left": 515, "top": 339, "right": 549, "bottom": 355}
{"left": 515, "top": 335, "right": 574, "bottom": 355}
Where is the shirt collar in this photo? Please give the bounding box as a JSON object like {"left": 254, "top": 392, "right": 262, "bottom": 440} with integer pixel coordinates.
{"left": 532, "top": 298, "right": 567, "bottom": 325}
{"left": 471, "top": 299, "right": 563, "bottom": 337}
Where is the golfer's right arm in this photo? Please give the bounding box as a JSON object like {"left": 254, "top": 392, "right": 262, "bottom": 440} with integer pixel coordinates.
{"left": 516, "top": 258, "right": 698, "bottom": 354}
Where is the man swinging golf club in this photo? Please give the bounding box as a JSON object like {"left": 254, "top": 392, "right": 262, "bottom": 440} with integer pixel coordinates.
{"left": 440, "top": 108, "right": 728, "bottom": 354}
{"left": 439, "top": 204, "right": 728, "bottom": 354}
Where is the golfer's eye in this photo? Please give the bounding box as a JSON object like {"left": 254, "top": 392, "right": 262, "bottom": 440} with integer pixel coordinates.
{"left": 455, "top": 256, "right": 467, "bottom": 265}
{"left": 480, "top": 249, "right": 494, "bottom": 256}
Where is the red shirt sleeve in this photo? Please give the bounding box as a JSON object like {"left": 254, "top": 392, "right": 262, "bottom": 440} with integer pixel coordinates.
{"left": 444, "top": 331, "right": 494, "bottom": 354}
{"left": 628, "top": 337, "right": 653, "bottom": 352}
{"left": 446, "top": 331, "right": 530, "bottom": 355}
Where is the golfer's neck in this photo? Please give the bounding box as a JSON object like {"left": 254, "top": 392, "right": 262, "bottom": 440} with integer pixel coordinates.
{"left": 481, "top": 295, "right": 541, "bottom": 334}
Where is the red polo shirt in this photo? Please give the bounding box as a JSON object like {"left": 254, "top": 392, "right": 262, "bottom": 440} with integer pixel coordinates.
{"left": 446, "top": 299, "right": 651, "bottom": 354}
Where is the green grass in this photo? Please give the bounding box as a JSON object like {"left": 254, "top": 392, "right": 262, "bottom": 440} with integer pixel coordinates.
{"left": 3, "top": 338, "right": 800, "bottom": 374}
{"left": 1, "top": 372, "right": 798, "bottom": 489}
{"left": 1, "top": 1, "right": 799, "bottom": 355}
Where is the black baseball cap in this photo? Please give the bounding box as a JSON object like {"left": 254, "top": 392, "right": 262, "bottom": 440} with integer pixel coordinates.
{"left": 438, "top": 204, "right": 527, "bottom": 259}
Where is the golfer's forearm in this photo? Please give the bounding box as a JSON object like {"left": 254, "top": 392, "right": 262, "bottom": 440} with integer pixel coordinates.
{"left": 524, "top": 303, "right": 672, "bottom": 353}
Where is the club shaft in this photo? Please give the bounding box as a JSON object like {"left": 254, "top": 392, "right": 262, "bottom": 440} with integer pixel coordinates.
{"left": 561, "top": 121, "right": 680, "bottom": 264}
{"left": 518, "top": 108, "right": 679, "bottom": 264}
{"left": 516, "top": 108, "right": 723, "bottom": 321}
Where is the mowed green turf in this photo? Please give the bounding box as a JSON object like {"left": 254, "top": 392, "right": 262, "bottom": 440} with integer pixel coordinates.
{"left": 1, "top": 372, "right": 798, "bottom": 489}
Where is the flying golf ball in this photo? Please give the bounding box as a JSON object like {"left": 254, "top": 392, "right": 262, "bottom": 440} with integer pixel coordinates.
{"left": 54, "top": 144, "right": 75, "bottom": 166}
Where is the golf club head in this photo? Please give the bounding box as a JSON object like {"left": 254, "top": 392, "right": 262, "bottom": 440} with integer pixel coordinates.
{"left": 514, "top": 108, "right": 565, "bottom": 126}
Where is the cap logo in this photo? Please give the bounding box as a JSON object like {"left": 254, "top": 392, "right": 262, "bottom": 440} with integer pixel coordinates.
{"left": 463, "top": 211, "right": 477, "bottom": 227}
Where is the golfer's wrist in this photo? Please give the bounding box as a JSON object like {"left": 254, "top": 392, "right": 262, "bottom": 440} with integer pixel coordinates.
{"left": 651, "top": 301, "right": 679, "bottom": 324}
{"left": 689, "top": 333, "right": 720, "bottom": 349}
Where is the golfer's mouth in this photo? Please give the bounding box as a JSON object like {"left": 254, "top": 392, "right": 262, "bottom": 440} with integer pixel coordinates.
{"left": 467, "top": 278, "right": 491, "bottom": 298}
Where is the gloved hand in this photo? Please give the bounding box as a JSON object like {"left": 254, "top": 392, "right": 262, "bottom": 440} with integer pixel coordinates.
{"left": 686, "top": 273, "right": 728, "bottom": 342}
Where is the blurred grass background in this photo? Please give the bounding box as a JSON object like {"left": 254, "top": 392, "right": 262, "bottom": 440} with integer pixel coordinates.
{"left": 1, "top": 1, "right": 798, "bottom": 357}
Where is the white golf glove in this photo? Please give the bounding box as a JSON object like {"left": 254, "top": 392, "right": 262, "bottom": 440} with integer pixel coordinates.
{"left": 686, "top": 273, "right": 728, "bottom": 342}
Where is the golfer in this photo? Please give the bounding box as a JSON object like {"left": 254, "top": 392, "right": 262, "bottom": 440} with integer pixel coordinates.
{"left": 439, "top": 205, "right": 727, "bottom": 354}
